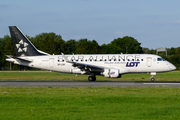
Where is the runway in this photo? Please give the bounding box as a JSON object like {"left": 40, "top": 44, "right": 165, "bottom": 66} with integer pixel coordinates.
{"left": 1, "top": 81, "right": 180, "bottom": 87}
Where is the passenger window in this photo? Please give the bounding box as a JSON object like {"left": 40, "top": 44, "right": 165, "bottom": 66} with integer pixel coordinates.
{"left": 137, "top": 59, "right": 139, "bottom": 61}
{"left": 141, "top": 59, "right": 143, "bottom": 61}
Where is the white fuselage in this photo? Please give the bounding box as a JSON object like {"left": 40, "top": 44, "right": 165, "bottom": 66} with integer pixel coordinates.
{"left": 7, "top": 54, "right": 176, "bottom": 76}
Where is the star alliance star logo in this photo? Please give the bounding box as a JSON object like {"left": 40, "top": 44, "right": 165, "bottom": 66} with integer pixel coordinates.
{"left": 16, "top": 40, "right": 29, "bottom": 52}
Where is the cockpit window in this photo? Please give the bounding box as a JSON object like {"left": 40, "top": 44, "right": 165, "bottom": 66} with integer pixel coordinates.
{"left": 161, "top": 58, "right": 166, "bottom": 61}
{"left": 157, "top": 57, "right": 166, "bottom": 61}
{"left": 157, "top": 58, "right": 162, "bottom": 61}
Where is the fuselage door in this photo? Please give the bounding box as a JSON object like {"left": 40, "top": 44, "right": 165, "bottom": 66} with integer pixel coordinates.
{"left": 49, "top": 58, "right": 54, "bottom": 68}
{"left": 147, "top": 57, "right": 152, "bottom": 67}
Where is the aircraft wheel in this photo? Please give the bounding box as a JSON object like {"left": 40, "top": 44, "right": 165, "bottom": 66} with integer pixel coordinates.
{"left": 88, "top": 76, "right": 96, "bottom": 81}
{"left": 151, "top": 78, "right": 155, "bottom": 82}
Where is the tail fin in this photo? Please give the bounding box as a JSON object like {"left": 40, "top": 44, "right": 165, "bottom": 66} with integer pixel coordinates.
{"left": 9, "top": 26, "right": 47, "bottom": 56}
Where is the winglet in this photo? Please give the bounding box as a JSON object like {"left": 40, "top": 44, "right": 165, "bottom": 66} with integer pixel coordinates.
{"left": 61, "top": 53, "right": 71, "bottom": 63}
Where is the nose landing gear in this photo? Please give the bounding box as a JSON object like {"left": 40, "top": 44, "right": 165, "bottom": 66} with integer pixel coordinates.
{"left": 150, "top": 72, "right": 156, "bottom": 82}
{"left": 151, "top": 77, "right": 155, "bottom": 82}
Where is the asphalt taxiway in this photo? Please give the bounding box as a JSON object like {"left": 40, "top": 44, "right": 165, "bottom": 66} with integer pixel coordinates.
{"left": 1, "top": 81, "right": 180, "bottom": 87}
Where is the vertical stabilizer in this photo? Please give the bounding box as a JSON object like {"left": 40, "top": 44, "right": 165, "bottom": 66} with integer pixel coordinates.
{"left": 9, "top": 26, "right": 46, "bottom": 56}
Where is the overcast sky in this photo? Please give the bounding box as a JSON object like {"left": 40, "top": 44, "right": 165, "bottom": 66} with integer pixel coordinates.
{"left": 1, "top": 0, "right": 180, "bottom": 49}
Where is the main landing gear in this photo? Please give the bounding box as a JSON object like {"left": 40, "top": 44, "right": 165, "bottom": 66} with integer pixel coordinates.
{"left": 88, "top": 76, "right": 96, "bottom": 81}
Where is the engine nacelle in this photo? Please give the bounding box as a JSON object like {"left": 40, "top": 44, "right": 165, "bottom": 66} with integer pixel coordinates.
{"left": 102, "top": 69, "right": 121, "bottom": 78}
{"left": 70, "top": 68, "right": 86, "bottom": 74}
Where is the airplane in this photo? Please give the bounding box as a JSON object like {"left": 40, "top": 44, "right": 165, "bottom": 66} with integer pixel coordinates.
{"left": 6, "top": 26, "right": 176, "bottom": 82}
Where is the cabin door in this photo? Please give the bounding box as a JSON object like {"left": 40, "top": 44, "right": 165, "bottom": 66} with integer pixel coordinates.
{"left": 147, "top": 57, "right": 152, "bottom": 67}
{"left": 49, "top": 58, "right": 54, "bottom": 68}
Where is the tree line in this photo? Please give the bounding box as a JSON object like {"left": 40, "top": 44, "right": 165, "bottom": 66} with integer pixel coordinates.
{"left": 0, "top": 32, "right": 179, "bottom": 70}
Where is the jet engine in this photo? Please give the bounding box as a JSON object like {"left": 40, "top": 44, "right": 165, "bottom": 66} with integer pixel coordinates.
{"left": 102, "top": 68, "right": 121, "bottom": 78}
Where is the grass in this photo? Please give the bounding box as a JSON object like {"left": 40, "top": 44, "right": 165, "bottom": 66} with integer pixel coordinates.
{"left": 0, "top": 72, "right": 180, "bottom": 119}
{"left": 0, "top": 71, "right": 180, "bottom": 81}
{"left": 0, "top": 87, "right": 180, "bottom": 120}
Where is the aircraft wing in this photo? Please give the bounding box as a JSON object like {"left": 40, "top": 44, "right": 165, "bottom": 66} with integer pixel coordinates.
{"left": 61, "top": 53, "right": 104, "bottom": 72}
{"left": 72, "top": 62, "right": 104, "bottom": 70}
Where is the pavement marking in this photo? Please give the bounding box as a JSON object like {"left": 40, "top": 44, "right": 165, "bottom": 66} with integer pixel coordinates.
{"left": 143, "top": 83, "right": 180, "bottom": 85}
{"left": 1, "top": 81, "right": 180, "bottom": 87}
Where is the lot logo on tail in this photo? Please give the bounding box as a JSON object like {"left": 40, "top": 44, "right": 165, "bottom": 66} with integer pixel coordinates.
{"left": 16, "top": 40, "right": 29, "bottom": 52}
{"left": 126, "top": 62, "right": 140, "bottom": 67}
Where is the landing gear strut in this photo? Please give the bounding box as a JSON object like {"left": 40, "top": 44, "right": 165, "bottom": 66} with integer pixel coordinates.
{"left": 88, "top": 76, "right": 96, "bottom": 81}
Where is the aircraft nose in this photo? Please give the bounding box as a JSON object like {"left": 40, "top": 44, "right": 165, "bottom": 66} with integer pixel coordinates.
{"left": 169, "top": 64, "right": 176, "bottom": 70}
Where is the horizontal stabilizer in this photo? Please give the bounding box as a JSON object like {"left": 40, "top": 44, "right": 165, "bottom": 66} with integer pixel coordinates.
{"left": 6, "top": 55, "right": 32, "bottom": 62}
